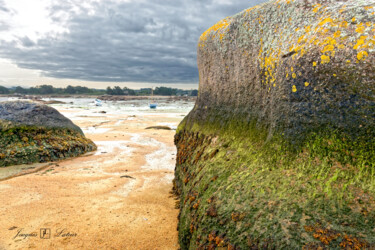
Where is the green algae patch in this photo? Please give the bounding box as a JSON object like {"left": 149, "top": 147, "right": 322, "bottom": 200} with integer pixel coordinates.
{"left": 0, "top": 125, "right": 96, "bottom": 167}
{"left": 174, "top": 118, "right": 375, "bottom": 249}
{"left": 0, "top": 101, "right": 96, "bottom": 167}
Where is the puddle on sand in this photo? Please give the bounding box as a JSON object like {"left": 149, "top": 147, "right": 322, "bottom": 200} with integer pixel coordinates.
{"left": 82, "top": 127, "right": 112, "bottom": 134}
{"left": 94, "top": 141, "right": 133, "bottom": 156}
{"left": 0, "top": 163, "right": 51, "bottom": 181}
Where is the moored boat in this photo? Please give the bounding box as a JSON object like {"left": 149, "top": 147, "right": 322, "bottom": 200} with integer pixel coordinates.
{"left": 94, "top": 99, "right": 102, "bottom": 106}
{"left": 149, "top": 88, "right": 157, "bottom": 109}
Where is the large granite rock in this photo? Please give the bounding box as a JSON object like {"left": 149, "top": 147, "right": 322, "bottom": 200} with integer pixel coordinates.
{"left": 0, "top": 101, "right": 96, "bottom": 167}
{"left": 0, "top": 101, "right": 83, "bottom": 134}
{"left": 192, "top": 0, "right": 375, "bottom": 141}
{"left": 174, "top": 0, "right": 375, "bottom": 249}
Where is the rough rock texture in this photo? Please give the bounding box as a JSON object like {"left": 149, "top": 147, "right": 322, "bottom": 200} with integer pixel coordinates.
{"left": 0, "top": 101, "right": 83, "bottom": 134}
{"left": 174, "top": 0, "right": 375, "bottom": 249}
{"left": 0, "top": 101, "right": 96, "bottom": 167}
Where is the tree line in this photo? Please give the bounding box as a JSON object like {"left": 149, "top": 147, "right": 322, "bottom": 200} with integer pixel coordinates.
{"left": 0, "top": 85, "right": 198, "bottom": 96}
{"left": 0, "top": 85, "right": 104, "bottom": 95}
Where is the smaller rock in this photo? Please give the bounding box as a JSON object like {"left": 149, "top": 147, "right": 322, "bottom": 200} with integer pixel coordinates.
{"left": 120, "top": 175, "right": 135, "bottom": 179}
{"left": 145, "top": 126, "right": 171, "bottom": 130}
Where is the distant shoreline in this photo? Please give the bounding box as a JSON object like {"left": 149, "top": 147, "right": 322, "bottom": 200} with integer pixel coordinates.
{"left": 0, "top": 85, "right": 198, "bottom": 97}
{"left": 0, "top": 94, "right": 197, "bottom": 101}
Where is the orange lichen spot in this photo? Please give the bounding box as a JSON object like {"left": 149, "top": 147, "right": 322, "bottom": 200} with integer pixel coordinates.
{"left": 286, "top": 72, "right": 289, "bottom": 78}
{"left": 305, "top": 224, "right": 368, "bottom": 248}
{"left": 313, "top": 4, "right": 322, "bottom": 13}
{"left": 365, "top": 6, "right": 374, "bottom": 11}
{"left": 297, "top": 35, "right": 306, "bottom": 43}
{"left": 357, "top": 51, "right": 369, "bottom": 60}
{"left": 340, "top": 21, "right": 348, "bottom": 28}
{"left": 295, "top": 28, "right": 300, "bottom": 32}
{"left": 346, "top": 60, "right": 351, "bottom": 63}
{"left": 356, "top": 23, "right": 365, "bottom": 33}
{"left": 333, "top": 74, "right": 337, "bottom": 77}
{"left": 291, "top": 67, "right": 294, "bottom": 72}
{"left": 199, "top": 17, "right": 231, "bottom": 46}
{"left": 366, "top": 22, "right": 372, "bottom": 27}
{"left": 292, "top": 73, "right": 296, "bottom": 78}
{"left": 305, "top": 26, "right": 311, "bottom": 33}
{"left": 323, "top": 28, "right": 330, "bottom": 34}
{"left": 353, "top": 36, "right": 368, "bottom": 50}
{"left": 321, "top": 55, "right": 330, "bottom": 64}
{"left": 299, "top": 48, "right": 306, "bottom": 57}
{"left": 352, "top": 17, "right": 356, "bottom": 22}
{"left": 245, "top": 6, "right": 259, "bottom": 14}
{"left": 305, "top": 82, "right": 310, "bottom": 87}
{"left": 333, "top": 30, "right": 341, "bottom": 38}
{"left": 339, "top": 5, "right": 346, "bottom": 13}
{"left": 319, "top": 17, "right": 334, "bottom": 26}
{"left": 292, "top": 85, "right": 297, "bottom": 92}
{"left": 313, "top": 61, "right": 317, "bottom": 67}
{"left": 322, "top": 44, "right": 334, "bottom": 53}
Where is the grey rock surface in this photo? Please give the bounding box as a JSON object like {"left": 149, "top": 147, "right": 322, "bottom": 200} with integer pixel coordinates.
{"left": 0, "top": 101, "right": 83, "bottom": 134}
{"left": 185, "top": 0, "right": 375, "bottom": 141}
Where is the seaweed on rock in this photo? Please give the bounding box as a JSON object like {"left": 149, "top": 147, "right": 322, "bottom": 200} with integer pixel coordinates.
{"left": 0, "top": 102, "right": 96, "bottom": 167}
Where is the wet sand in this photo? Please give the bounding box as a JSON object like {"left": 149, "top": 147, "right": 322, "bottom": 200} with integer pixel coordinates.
{"left": 0, "top": 101, "right": 191, "bottom": 249}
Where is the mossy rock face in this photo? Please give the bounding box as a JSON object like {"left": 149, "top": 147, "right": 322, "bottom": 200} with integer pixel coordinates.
{"left": 0, "top": 101, "right": 96, "bottom": 167}
{"left": 174, "top": 0, "right": 375, "bottom": 249}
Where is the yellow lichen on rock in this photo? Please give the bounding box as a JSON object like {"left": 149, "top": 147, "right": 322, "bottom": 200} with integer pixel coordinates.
{"left": 183, "top": 1, "right": 375, "bottom": 249}
{"left": 321, "top": 55, "right": 330, "bottom": 64}
{"left": 199, "top": 18, "right": 231, "bottom": 47}
{"left": 356, "top": 23, "right": 365, "bottom": 33}
{"left": 292, "top": 85, "right": 297, "bottom": 92}
{"left": 357, "top": 50, "right": 369, "bottom": 60}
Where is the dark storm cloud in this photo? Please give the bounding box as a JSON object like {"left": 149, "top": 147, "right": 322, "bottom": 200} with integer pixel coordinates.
{"left": 0, "top": 0, "right": 267, "bottom": 83}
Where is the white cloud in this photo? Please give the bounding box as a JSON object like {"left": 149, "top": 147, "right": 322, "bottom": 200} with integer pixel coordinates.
{"left": 0, "top": 0, "right": 67, "bottom": 41}
{"left": 0, "top": 0, "right": 268, "bottom": 86}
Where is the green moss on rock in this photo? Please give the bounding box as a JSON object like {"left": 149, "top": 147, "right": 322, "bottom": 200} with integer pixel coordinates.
{"left": 174, "top": 121, "right": 375, "bottom": 248}
{"left": 0, "top": 125, "right": 96, "bottom": 167}
{"left": 174, "top": 0, "right": 375, "bottom": 248}
{"left": 0, "top": 101, "right": 96, "bottom": 167}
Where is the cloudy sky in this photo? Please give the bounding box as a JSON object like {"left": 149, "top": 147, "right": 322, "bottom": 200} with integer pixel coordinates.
{"left": 0, "top": 0, "right": 266, "bottom": 89}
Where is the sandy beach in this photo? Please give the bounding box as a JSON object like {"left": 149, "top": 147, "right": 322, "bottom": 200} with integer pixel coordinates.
{"left": 0, "top": 98, "right": 194, "bottom": 249}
